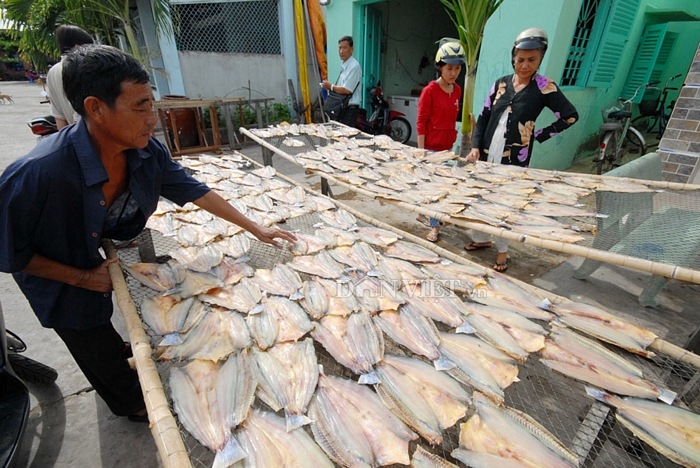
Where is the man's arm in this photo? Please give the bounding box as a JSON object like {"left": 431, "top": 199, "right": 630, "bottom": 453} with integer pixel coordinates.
{"left": 56, "top": 118, "right": 69, "bottom": 130}
{"left": 21, "top": 254, "right": 117, "bottom": 293}
{"left": 192, "top": 191, "right": 296, "bottom": 246}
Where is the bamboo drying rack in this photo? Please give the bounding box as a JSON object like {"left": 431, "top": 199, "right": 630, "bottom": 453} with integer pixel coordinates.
{"left": 103, "top": 153, "right": 700, "bottom": 467}
{"left": 239, "top": 126, "right": 700, "bottom": 285}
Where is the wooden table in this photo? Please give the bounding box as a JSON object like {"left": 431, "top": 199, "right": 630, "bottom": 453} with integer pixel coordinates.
{"left": 154, "top": 98, "right": 245, "bottom": 158}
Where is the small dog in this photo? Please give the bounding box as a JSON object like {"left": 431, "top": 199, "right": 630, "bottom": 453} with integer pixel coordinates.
{"left": 0, "top": 94, "right": 14, "bottom": 104}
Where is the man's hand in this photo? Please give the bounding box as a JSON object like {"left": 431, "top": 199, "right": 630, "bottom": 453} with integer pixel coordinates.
{"left": 322, "top": 79, "right": 332, "bottom": 91}
{"left": 465, "top": 148, "right": 480, "bottom": 163}
{"left": 251, "top": 225, "right": 297, "bottom": 247}
{"left": 76, "top": 257, "right": 118, "bottom": 293}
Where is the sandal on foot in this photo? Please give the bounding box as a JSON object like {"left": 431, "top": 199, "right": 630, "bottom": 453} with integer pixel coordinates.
{"left": 416, "top": 215, "right": 431, "bottom": 227}
{"left": 465, "top": 242, "right": 492, "bottom": 251}
{"left": 426, "top": 230, "right": 439, "bottom": 242}
{"left": 493, "top": 260, "right": 508, "bottom": 272}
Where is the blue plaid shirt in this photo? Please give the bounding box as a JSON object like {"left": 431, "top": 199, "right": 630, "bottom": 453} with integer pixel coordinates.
{"left": 0, "top": 120, "right": 209, "bottom": 329}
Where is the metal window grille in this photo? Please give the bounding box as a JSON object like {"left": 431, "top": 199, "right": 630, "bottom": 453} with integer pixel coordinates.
{"left": 172, "top": 0, "right": 281, "bottom": 54}
{"left": 561, "top": 0, "right": 599, "bottom": 87}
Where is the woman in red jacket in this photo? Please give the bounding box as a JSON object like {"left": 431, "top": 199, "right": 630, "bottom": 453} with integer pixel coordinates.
{"left": 415, "top": 41, "right": 465, "bottom": 242}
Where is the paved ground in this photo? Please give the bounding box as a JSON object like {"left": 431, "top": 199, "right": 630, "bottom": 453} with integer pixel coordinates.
{"left": 1, "top": 80, "right": 699, "bottom": 468}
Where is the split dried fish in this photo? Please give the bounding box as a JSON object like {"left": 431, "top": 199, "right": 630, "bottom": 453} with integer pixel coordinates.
{"left": 160, "top": 307, "right": 251, "bottom": 362}
{"left": 247, "top": 295, "right": 313, "bottom": 350}
{"left": 411, "top": 445, "right": 459, "bottom": 468}
{"left": 375, "top": 354, "right": 471, "bottom": 445}
{"left": 311, "top": 311, "right": 384, "bottom": 383}
{"left": 308, "top": 373, "right": 418, "bottom": 467}
{"left": 587, "top": 388, "right": 700, "bottom": 468}
{"left": 541, "top": 326, "right": 674, "bottom": 403}
{"left": 439, "top": 332, "right": 519, "bottom": 405}
{"left": 232, "top": 408, "right": 334, "bottom": 467}
{"left": 198, "top": 277, "right": 262, "bottom": 314}
{"left": 542, "top": 299, "right": 657, "bottom": 358}
{"left": 385, "top": 240, "right": 441, "bottom": 263}
{"left": 287, "top": 250, "right": 347, "bottom": 279}
{"left": 374, "top": 304, "right": 452, "bottom": 370}
{"left": 251, "top": 338, "right": 318, "bottom": 431}
{"left": 123, "top": 260, "right": 185, "bottom": 292}
{"left": 170, "top": 352, "right": 254, "bottom": 468}
{"left": 456, "top": 391, "right": 579, "bottom": 468}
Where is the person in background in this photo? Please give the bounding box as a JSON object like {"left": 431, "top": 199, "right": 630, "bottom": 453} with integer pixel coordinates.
{"left": 322, "top": 35, "right": 363, "bottom": 126}
{"left": 47, "top": 24, "right": 94, "bottom": 129}
{"left": 415, "top": 41, "right": 465, "bottom": 242}
{"left": 465, "top": 28, "right": 578, "bottom": 272}
{"left": 0, "top": 45, "right": 296, "bottom": 423}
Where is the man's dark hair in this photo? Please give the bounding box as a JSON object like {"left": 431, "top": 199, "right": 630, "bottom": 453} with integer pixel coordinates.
{"left": 56, "top": 25, "right": 93, "bottom": 55}
{"left": 63, "top": 44, "right": 150, "bottom": 117}
{"left": 339, "top": 36, "right": 353, "bottom": 47}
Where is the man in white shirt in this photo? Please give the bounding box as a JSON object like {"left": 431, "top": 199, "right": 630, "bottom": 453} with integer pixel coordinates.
{"left": 47, "top": 25, "right": 94, "bottom": 129}
{"left": 322, "top": 36, "right": 362, "bottom": 126}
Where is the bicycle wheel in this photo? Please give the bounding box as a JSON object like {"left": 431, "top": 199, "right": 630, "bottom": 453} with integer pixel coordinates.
{"left": 631, "top": 114, "right": 658, "bottom": 135}
{"left": 626, "top": 126, "right": 647, "bottom": 156}
{"left": 596, "top": 131, "right": 618, "bottom": 175}
{"left": 387, "top": 117, "right": 411, "bottom": 144}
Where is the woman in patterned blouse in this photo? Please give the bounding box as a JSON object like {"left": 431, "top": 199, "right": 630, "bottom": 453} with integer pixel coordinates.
{"left": 464, "top": 28, "right": 578, "bottom": 272}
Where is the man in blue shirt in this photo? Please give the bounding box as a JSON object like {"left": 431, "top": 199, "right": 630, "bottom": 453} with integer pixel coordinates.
{"left": 0, "top": 45, "right": 295, "bottom": 422}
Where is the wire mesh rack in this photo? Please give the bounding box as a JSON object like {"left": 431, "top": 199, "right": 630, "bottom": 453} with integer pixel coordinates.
{"left": 241, "top": 124, "right": 700, "bottom": 286}
{"left": 116, "top": 202, "right": 700, "bottom": 468}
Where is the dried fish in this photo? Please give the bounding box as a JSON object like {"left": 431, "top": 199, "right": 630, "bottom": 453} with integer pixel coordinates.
{"left": 439, "top": 332, "right": 519, "bottom": 405}
{"left": 247, "top": 295, "right": 313, "bottom": 350}
{"left": 308, "top": 374, "right": 418, "bottom": 467}
{"left": 587, "top": 388, "right": 700, "bottom": 468}
{"left": 311, "top": 311, "right": 384, "bottom": 383}
{"left": 251, "top": 338, "right": 318, "bottom": 430}
{"left": 542, "top": 299, "right": 657, "bottom": 358}
{"left": 123, "top": 260, "right": 185, "bottom": 292}
{"left": 374, "top": 304, "right": 452, "bottom": 369}
{"left": 170, "top": 245, "right": 224, "bottom": 273}
{"left": 233, "top": 408, "right": 334, "bottom": 467}
{"left": 170, "top": 352, "right": 254, "bottom": 468}
{"left": 211, "top": 257, "right": 254, "bottom": 285}
{"left": 287, "top": 250, "right": 347, "bottom": 279}
{"left": 456, "top": 392, "right": 579, "bottom": 468}
{"left": 160, "top": 307, "right": 251, "bottom": 362}
{"left": 198, "top": 277, "right": 262, "bottom": 314}
{"left": 385, "top": 240, "right": 441, "bottom": 263}
{"left": 375, "top": 354, "right": 471, "bottom": 445}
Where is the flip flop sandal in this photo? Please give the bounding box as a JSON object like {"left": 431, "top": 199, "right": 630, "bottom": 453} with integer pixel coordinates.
{"left": 416, "top": 215, "right": 431, "bottom": 227}
{"left": 464, "top": 242, "right": 492, "bottom": 251}
{"left": 493, "top": 260, "right": 508, "bottom": 272}
{"left": 426, "top": 231, "right": 439, "bottom": 242}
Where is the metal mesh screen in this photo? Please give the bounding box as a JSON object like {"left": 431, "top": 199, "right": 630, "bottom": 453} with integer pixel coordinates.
{"left": 582, "top": 189, "right": 700, "bottom": 272}
{"left": 114, "top": 150, "right": 700, "bottom": 468}
{"left": 172, "top": 0, "right": 281, "bottom": 54}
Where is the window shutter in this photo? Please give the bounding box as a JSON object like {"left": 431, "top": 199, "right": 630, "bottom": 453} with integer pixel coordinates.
{"left": 587, "top": 0, "right": 641, "bottom": 87}
{"left": 621, "top": 24, "right": 668, "bottom": 103}
{"left": 649, "top": 32, "right": 678, "bottom": 84}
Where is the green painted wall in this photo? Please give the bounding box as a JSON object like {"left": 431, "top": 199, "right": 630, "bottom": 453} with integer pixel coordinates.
{"left": 475, "top": 0, "right": 700, "bottom": 170}
{"left": 323, "top": 0, "right": 356, "bottom": 86}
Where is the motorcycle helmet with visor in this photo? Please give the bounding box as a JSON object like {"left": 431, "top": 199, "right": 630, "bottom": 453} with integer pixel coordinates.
{"left": 436, "top": 41, "right": 466, "bottom": 66}
{"left": 511, "top": 28, "right": 548, "bottom": 67}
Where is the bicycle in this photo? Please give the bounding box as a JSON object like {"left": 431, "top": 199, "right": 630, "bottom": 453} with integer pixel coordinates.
{"left": 595, "top": 83, "right": 649, "bottom": 175}
{"left": 631, "top": 73, "right": 682, "bottom": 146}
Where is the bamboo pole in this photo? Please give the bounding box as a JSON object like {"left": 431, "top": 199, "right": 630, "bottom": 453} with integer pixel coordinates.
{"left": 239, "top": 128, "right": 700, "bottom": 284}
{"left": 103, "top": 240, "right": 192, "bottom": 468}
{"left": 239, "top": 152, "right": 700, "bottom": 370}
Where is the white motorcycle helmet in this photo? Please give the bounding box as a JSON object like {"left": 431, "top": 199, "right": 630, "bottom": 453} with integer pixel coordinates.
{"left": 511, "top": 28, "right": 548, "bottom": 67}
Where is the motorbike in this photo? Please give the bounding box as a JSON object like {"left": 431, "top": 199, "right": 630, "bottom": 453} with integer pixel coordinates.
{"left": 27, "top": 115, "right": 58, "bottom": 141}
{"left": 355, "top": 85, "right": 412, "bottom": 144}
{"left": 0, "top": 300, "right": 57, "bottom": 468}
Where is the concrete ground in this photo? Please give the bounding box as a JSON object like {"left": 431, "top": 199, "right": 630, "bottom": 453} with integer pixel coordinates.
{"left": 1, "top": 80, "right": 699, "bottom": 468}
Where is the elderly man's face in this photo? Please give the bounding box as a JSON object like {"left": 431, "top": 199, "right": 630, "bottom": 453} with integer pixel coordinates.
{"left": 100, "top": 81, "right": 157, "bottom": 150}
{"left": 338, "top": 40, "right": 353, "bottom": 62}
